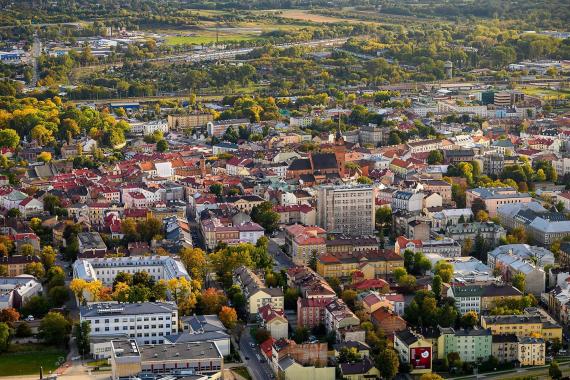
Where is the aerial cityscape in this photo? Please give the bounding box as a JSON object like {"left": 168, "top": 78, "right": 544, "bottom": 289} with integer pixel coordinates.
{"left": 0, "top": 1, "right": 569, "bottom": 380}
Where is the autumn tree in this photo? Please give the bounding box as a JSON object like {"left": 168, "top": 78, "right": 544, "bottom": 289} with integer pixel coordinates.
{"left": 180, "top": 247, "right": 207, "bottom": 281}
{"left": 199, "top": 288, "right": 227, "bottom": 315}
{"left": 219, "top": 306, "right": 238, "bottom": 329}
{"left": 0, "top": 308, "right": 20, "bottom": 325}
{"left": 461, "top": 311, "right": 479, "bottom": 328}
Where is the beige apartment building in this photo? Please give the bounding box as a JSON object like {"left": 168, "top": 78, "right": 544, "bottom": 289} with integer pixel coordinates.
{"left": 316, "top": 184, "right": 375, "bottom": 236}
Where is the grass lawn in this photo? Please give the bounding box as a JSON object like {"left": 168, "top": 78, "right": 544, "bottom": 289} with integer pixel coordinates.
{"left": 518, "top": 86, "right": 570, "bottom": 100}
{"left": 232, "top": 366, "right": 253, "bottom": 380}
{"left": 0, "top": 344, "right": 66, "bottom": 376}
{"left": 165, "top": 33, "right": 256, "bottom": 45}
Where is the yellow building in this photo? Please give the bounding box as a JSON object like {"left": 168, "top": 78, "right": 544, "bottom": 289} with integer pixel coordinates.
{"left": 339, "top": 356, "right": 380, "bottom": 380}
{"left": 316, "top": 250, "right": 404, "bottom": 280}
{"left": 481, "top": 315, "right": 562, "bottom": 342}
{"left": 517, "top": 337, "right": 545, "bottom": 366}
{"left": 277, "top": 358, "right": 335, "bottom": 380}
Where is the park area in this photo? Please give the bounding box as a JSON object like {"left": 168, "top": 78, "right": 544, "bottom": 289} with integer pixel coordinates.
{"left": 0, "top": 344, "right": 66, "bottom": 376}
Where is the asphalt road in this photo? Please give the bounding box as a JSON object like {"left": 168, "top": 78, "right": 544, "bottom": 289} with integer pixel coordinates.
{"left": 239, "top": 327, "right": 274, "bottom": 380}
{"left": 269, "top": 233, "right": 293, "bottom": 271}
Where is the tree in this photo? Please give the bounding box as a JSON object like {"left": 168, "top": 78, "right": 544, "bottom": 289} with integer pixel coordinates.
{"left": 21, "top": 295, "right": 50, "bottom": 317}
{"left": 387, "top": 130, "right": 401, "bottom": 145}
{"left": 394, "top": 267, "right": 407, "bottom": 282}
{"left": 24, "top": 262, "right": 45, "bottom": 278}
{"left": 476, "top": 210, "right": 489, "bottom": 222}
{"left": 199, "top": 288, "right": 227, "bottom": 315}
{"left": 512, "top": 272, "right": 526, "bottom": 293}
{"left": 308, "top": 250, "right": 318, "bottom": 271}
{"left": 0, "top": 308, "right": 19, "bottom": 325}
{"left": 460, "top": 311, "right": 479, "bottom": 328}
{"left": 156, "top": 139, "right": 168, "bottom": 152}
{"left": 0, "top": 322, "right": 9, "bottom": 352}
{"left": 284, "top": 288, "right": 300, "bottom": 310}
{"left": 471, "top": 198, "right": 487, "bottom": 215}
{"left": 435, "top": 261, "right": 453, "bottom": 283}
{"left": 74, "top": 321, "right": 91, "bottom": 356}
{"left": 7, "top": 208, "right": 21, "bottom": 218}
{"left": 40, "top": 246, "right": 56, "bottom": 270}
{"left": 70, "top": 278, "right": 89, "bottom": 304}
{"left": 112, "top": 282, "right": 131, "bottom": 302}
{"left": 39, "top": 312, "right": 71, "bottom": 346}
{"left": 48, "top": 286, "right": 69, "bottom": 307}
{"left": 254, "top": 327, "right": 271, "bottom": 344}
{"left": 462, "top": 237, "right": 474, "bottom": 256}
{"left": 376, "top": 349, "right": 399, "bottom": 380}
{"left": 536, "top": 168, "right": 547, "bottom": 182}
{"left": 180, "top": 247, "right": 207, "bottom": 281}
{"left": 549, "top": 360, "right": 562, "bottom": 380}
{"left": 292, "top": 326, "right": 309, "bottom": 343}
{"left": 338, "top": 347, "right": 361, "bottom": 363}
{"left": 357, "top": 176, "right": 373, "bottom": 185}
{"left": 375, "top": 206, "right": 392, "bottom": 233}
{"left": 0, "top": 129, "right": 20, "bottom": 148}
{"left": 37, "top": 151, "right": 52, "bottom": 163}
{"left": 20, "top": 243, "right": 35, "bottom": 256}
{"left": 341, "top": 289, "right": 358, "bottom": 309}
{"left": 403, "top": 250, "right": 415, "bottom": 273}
{"left": 16, "top": 322, "right": 32, "bottom": 338}
{"left": 251, "top": 201, "right": 280, "bottom": 233}
{"left": 427, "top": 150, "right": 444, "bottom": 165}
{"left": 432, "top": 275, "right": 442, "bottom": 301}
{"left": 398, "top": 274, "right": 417, "bottom": 291}
{"left": 219, "top": 306, "right": 238, "bottom": 329}
{"left": 209, "top": 183, "right": 223, "bottom": 197}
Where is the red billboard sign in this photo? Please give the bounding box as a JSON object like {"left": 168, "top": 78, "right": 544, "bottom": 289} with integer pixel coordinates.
{"left": 410, "top": 347, "right": 431, "bottom": 370}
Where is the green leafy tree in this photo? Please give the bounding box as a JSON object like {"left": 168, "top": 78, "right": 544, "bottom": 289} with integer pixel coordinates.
{"left": 0, "top": 129, "right": 20, "bottom": 148}
{"left": 0, "top": 322, "right": 9, "bottom": 352}
{"left": 549, "top": 360, "right": 562, "bottom": 380}
{"left": 209, "top": 183, "right": 223, "bottom": 197}
{"left": 435, "top": 261, "right": 454, "bottom": 283}
{"left": 338, "top": 347, "right": 361, "bottom": 363}
{"left": 432, "top": 275, "right": 442, "bottom": 301}
{"left": 156, "top": 139, "right": 168, "bottom": 152}
{"left": 460, "top": 311, "right": 479, "bottom": 328}
{"left": 292, "top": 326, "right": 310, "bottom": 344}
{"left": 376, "top": 349, "right": 399, "bottom": 380}
{"left": 74, "top": 321, "right": 91, "bottom": 356}
{"left": 39, "top": 312, "right": 71, "bottom": 346}
{"left": 427, "top": 150, "right": 444, "bottom": 165}
{"left": 251, "top": 201, "right": 280, "bottom": 233}
{"left": 512, "top": 273, "right": 526, "bottom": 293}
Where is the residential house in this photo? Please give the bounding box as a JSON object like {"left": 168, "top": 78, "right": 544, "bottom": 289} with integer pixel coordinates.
{"left": 259, "top": 304, "right": 288, "bottom": 340}
{"left": 233, "top": 266, "right": 284, "bottom": 315}
{"left": 370, "top": 307, "right": 407, "bottom": 336}
{"left": 394, "top": 329, "right": 433, "bottom": 376}
{"left": 339, "top": 356, "right": 380, "bottom": 380}
{"left": 437, "top": 327, "right": 492, "bottom": 363}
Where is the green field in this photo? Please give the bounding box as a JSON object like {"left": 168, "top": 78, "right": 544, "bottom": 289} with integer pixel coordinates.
{"left": 0, "top": 345, "right": 66, "bottom": 376}
{"left": 165, "top": 34, "right": 256, "bottom": 45}
{"left": 519, "top": 86, "right": 570, "bottom": 100}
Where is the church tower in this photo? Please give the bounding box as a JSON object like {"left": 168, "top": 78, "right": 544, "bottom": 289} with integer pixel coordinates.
{"left": 333, "top": 123, "right": 346, "bottom": 177}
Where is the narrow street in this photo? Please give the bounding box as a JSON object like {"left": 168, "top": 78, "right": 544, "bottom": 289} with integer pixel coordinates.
{"left": 238, "top": 327, "right": 274, "bottom": 380}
